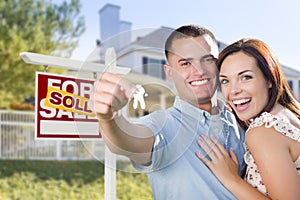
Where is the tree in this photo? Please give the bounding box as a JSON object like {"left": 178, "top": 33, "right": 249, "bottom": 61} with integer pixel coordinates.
{"left": 0, "top": 0, "right": 85, "bottom": 109}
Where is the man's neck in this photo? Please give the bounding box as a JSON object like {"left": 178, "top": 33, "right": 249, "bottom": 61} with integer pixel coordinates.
{"left": 195, "top": 102, "right": 218, "bottom": 115}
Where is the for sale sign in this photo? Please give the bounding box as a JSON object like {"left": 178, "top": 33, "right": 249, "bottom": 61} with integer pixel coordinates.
{"left": 35, "top": 72, "right": 101, "bottom": 140}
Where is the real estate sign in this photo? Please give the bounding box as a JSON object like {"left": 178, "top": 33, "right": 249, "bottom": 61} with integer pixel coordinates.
{"left": 35, "top": 72, "right": 101, "bottom": 140}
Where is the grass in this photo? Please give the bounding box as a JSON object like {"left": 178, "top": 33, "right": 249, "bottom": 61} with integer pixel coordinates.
{"left": 0, "top": 160, "right": 153, "bottom": 200}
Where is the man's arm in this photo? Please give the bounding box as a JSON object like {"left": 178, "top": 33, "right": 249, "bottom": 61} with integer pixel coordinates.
{"left": 92, "top": 72, "right": 154, "bottom": 165}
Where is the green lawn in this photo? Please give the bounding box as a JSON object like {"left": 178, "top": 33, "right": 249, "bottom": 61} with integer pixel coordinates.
{"left": 0, "top": 160, "right": 152, "bottom": 200}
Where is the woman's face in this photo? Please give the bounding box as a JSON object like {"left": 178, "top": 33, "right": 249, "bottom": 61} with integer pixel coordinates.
{"left": 219, "top": 51, "right": 271, "bottom": 121}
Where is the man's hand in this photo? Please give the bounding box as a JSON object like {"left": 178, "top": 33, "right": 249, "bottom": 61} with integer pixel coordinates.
{"left": 91, "top": 72, "right": 136, "bottom": 121}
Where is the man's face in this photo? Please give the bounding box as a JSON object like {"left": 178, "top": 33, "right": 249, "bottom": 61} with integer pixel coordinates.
{"left": 164, "top": 35, "right": 219, "bottom": 108}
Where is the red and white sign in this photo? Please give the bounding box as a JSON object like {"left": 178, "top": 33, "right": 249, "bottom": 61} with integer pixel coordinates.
{"left": 35, "top": 72, "right": 101, "bottom": 140}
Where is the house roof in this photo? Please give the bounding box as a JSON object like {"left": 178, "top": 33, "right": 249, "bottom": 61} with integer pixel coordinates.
{"left": 132, "top": 26, "right": 174, "bottom": 49}
{"left": 281, "top": 64, "right": 300, "bottom": 77}
{"left": 132, "top": 28, "right": 300, "bottom": 75}
{"left": 96, "top": 26, "right": 300, "bottom": 77}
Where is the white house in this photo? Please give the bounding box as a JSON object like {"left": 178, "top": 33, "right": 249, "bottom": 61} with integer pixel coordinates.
{"left": 91, "top": 3, "right": 300, "bottom": 117}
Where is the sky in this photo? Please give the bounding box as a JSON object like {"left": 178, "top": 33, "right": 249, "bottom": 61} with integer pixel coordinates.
{"left": 55, "top": 0, "right": 300, "bottom": 71}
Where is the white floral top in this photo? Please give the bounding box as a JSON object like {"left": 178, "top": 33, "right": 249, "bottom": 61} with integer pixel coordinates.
{"left": 244, "top": 112, "right": 300, "bottom": 197}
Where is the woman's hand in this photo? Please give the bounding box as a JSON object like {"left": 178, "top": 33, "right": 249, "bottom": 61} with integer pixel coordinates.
{"left": 196, "top": 134, "right": 241, "bottom": 188}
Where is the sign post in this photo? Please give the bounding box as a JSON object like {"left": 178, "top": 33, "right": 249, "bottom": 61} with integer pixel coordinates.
{"left": 104, "top": 48, "right": 117, "bottom": 200}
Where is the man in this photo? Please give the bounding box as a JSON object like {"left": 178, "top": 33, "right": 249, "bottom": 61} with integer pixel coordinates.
{"left": 92, "top": 24, "right": 245, "bottom": 199}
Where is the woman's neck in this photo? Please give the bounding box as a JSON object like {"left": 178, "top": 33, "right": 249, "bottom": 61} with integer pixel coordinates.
{"left": 269, "top": 104, "right": 284, "bottom": 115}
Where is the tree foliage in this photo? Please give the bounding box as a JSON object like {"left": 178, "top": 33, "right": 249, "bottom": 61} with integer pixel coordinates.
{"left": 0, "top": 0, "right": 85, "bottom": 108}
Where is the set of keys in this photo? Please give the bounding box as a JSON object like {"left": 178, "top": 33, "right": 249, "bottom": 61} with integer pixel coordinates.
{"left": 105, "top": 48, "right": 148, "bottom": 111}
{"left": 132, "top": 84, "right": 148, "bottom": 110}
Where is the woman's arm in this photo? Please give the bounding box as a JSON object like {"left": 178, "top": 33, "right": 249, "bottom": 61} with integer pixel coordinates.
{"left": 196, "top": 134, "right": 270, "bottom": 200}
{"left": 246, "top": 126, "right": 300, "bottom": 200}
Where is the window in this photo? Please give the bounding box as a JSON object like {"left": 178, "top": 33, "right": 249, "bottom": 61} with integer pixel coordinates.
{"left": 142, "top": 56, "right": 166, "bottom": 79}
{"left": 288, "top": 80, "right": 293, "bottom": 90}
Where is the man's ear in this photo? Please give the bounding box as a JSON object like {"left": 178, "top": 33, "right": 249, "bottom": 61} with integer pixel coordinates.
{"left": 164, "top": 64, "right": 173, "bottom": 81}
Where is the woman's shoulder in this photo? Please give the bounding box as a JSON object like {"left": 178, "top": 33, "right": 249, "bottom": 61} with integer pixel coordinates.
{"left": 245, "top": 114, "right": 289, "bottom": 160}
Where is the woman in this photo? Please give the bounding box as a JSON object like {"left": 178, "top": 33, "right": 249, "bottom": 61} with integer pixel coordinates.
{"left": 196, "top": 38, "right": 300, "bottom": 199}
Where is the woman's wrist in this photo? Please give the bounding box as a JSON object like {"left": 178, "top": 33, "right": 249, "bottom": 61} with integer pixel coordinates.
{"left": 225, "top": 175, "right": 244, "bottom": 192}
